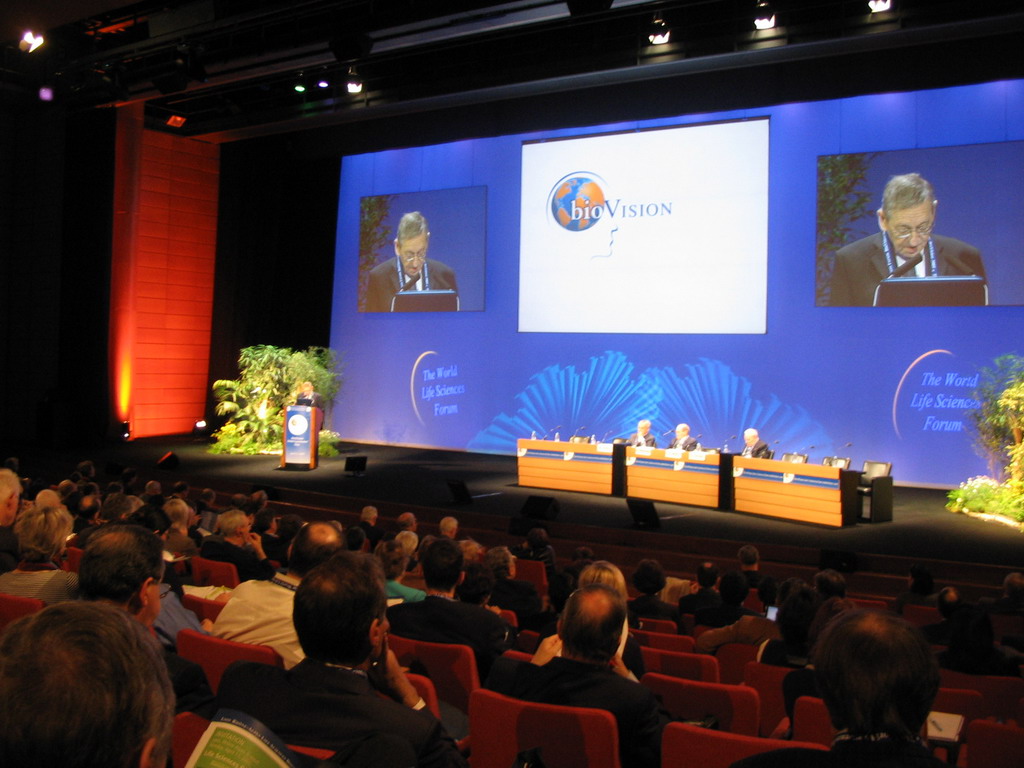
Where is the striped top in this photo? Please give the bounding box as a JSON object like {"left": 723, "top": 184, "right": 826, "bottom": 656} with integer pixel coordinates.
{"left": 0, "top": 569, "right": 79, "bottom": 604}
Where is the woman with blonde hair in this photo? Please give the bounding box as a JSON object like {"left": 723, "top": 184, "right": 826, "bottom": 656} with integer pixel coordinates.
{"left": 163, "top": 498, "right": 199, "bottom": 558}
{"left": 0, "top": 505, "right": 78, "bottom": 603}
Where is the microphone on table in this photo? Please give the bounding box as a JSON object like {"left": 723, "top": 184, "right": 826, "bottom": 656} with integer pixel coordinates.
{"left": 401, "top": 274, "right": 420, "bottom": 291}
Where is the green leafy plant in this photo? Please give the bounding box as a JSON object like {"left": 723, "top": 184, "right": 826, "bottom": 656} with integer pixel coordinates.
{"left": 967, "top": 354, "right": 1024, "bottom": 479}
{"left": 815, "top": 153, "right": 877, "bottom": 305}
{"left": 357, "top": 194, "right": 395, "bottom": 312}
{"left": 947, "top": 476, "right": 1024, "bottom": 523}
{"left": 210, "top": 345, "right": 343, "bottom": 455}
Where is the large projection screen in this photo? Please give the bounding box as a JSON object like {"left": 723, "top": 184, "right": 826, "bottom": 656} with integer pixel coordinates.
{"left": 519, "top": 119, "right": 769, "bottom": 334}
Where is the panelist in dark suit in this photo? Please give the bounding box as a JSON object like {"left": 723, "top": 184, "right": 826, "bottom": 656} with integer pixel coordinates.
{"left": 365, "top": 211, "right": 459, "bottom": 312}
{"left": 740, "top": 428, "right": 771, "bottom": 458}
{"left": 829, "top": 173, "right": 986, "bottom": 307}
{"left": 627, "top": 419, "right": 656, "bottom": 448}
{"left": 668, "top": 423, "right": 698, "bottom": 451}
{"left": 218, "top": 551, "right": 466, "bottom": 768}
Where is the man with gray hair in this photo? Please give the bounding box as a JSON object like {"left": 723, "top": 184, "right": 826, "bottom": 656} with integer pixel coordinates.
{"left": 365, "top": 211, "right": 459, "bottom": 312}
{"left": 829, "top": 172, "right": 985, "bottom": 306}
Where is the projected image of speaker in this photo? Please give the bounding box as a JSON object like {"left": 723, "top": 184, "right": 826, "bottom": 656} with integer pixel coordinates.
{"left": 344, "top": 456, "right": 367, "bottom": 476}
{"left": 627, "top": 498, "right": 660, "bottom": 529}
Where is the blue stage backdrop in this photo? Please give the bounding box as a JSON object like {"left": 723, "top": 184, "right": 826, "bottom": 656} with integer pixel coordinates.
{"left": 330, "top": 79, "right": 1024, "bottom": 488}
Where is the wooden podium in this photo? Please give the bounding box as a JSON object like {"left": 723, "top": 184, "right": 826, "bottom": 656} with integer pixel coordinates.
{"left": 731, "top": 456, "right": 859, "bottom": 527}
{"left": 516, "top": 439, "right": 614, "bottom": 495}
{"left": 625, "top": 447, "right": 726, "bottom": 509}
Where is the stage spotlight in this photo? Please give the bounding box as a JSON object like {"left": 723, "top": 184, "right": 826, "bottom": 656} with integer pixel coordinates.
{"left": 648, "top": 17, "right": 670, "bottom": 45}
{"left": 346, "top": 67, "right": 363, "bottom": 94}
{"left": 165, "top": 114, "right": 187, "bottom": 128}
{"left": 19, "top": 31, "right": 45, "bottom": 53}
{"left": 294, "top": 82, "right": 307, "bottom": 93}
{"left": 754, "top": 1, "right": 776, "bottom": 30}
{"left": 317, "top": 78, "right": 330, "bottom": 89}
{"left": 868, "top": 0, "right": 892, "bottom": 11}
{"left": 38, "top": 86, "right": 54, "bottom": 102}
{"left": 121, "top": 421, "right": 131, "bottom": 441}
{"left": 192, "top": 419, "right": 210, "bottom": 439}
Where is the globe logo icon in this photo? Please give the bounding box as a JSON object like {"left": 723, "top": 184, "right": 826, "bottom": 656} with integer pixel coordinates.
{"left": 550, "top": 175, "right": 607, "bottom": 232}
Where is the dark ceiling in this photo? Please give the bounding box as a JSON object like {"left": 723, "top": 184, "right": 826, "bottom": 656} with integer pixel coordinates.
{"left": 2, "top": 1, "right": 1023, "bottom": 144}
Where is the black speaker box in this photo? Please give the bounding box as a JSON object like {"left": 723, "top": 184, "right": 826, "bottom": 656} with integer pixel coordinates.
{"left": 520, "top": 495, "right": 559, "bottom": 521}
{"left": 627, "top": 498, "right": 660, "bottom": 529}
{"left": 819, "top": 549, "right": 858, "bottom": 573}
{"left": 156, "top": 451, "right": 179, "bottom": 470}
{"left": 447, "top": 479, "right": 473, "bottom": 505}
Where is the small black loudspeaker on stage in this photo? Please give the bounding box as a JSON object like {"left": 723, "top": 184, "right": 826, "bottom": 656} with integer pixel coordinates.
{"left": 344, "top": 456, "right": 367, "bottom": 476}
{"left": 156, "top": 452, "right": 179, "bottom": 470}
{"left": 510, "top": 495, "right": 559, "bottom": 536}
{"left": 819, "top": 549, "right": 858, "bottom": 573}
{"left": 627, "top": 498, "right": 660, "bottom": 529}
{"left": 447, "top": 479, "right": 473, "bottom": 505}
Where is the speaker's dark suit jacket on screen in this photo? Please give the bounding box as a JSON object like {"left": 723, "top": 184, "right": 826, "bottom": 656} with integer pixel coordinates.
{"left": 668, "top": 436, "right": 698, "bottom": 451}
{"left": 365, "top": 257, "right": 459, "bottom": 312}
{"left": 829, "top": 233, "right": 986, "bottom": 307}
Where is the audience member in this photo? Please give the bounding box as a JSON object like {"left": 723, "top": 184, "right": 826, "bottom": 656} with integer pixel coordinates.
{"left": 937, "top": 605, "right": 1022, "bottom": 677}
{"left": 695, "top": 576, "right": 792, "bottom": 655}
{"left": 358, "top": 505, "right": 386, "bottom": 550}
{"left": 678, "top": 561, "right": 721, "bottom": 616}
{"left": 694, "top": 570, "right": 758, "bottom": 628}
{"left": 0, "top": 468, "right": 20, "bottom": 573}
{"left": 737, "top": 544, "right": 763, "bottom": 588}
{"left": 484, "top": 545, "right": 544, "bottom": 627}
{"left": 455, "top": 561, "right": 496, "bottom": 607}
{"left": 894, "top": 564, "right": 938, "bottom": 613}
{"left": 629, "top": 559, "right": 681, "bottom": 624}
{"left": 921, "top": 586, "right": 964, "bottom": 646}
{"left": 578, "top": 560, "right": 645, "bottom": 678}
{"left": 195, "top": 487, "right": 220, "bottom": 532}
{"left": 388, "top": 537, "right": 513, "bottom": 679}
{"left": 0, "top": 504, "right": 78, "bottom": 603}
{"left": 562, "top": 545, "right": 595, "bottom": 585}
{"left": 0, "top": 601, "right": 174, "bottom": 768}
{"left": 163, "top": 498, "right": 199, "bottom": 558}
{"left": 79, "top": 524, "right": 216, "bottom": 716}
{"left": 217, "top": 551, "right": 466, "bottom": 768}
{"left": 76, "top": 491, "right": 132, "bottom": 548}
{"left": 487, "top": 583, "right": 668, "bottom": 768}
{"left": 254, "top": 508, "right": 287, "bottom": 562}
{"left": 981, "top": 571, "right": 1024, "bottom": 614}
{"left": 814, "top": 568, "right": 847, "bottom": 599}
{"left": 199, "top": 508, "right": 275, "bottom": 581}
{"left": 397, "top": 512, "right": 418, "bottom": 532}
{"left": 274, "top": 513, "right": 306, "bottom": 566}
{"left": 141, "top": 480, "right": 165, "bottom": 509}
{"left": 346, "top": 525, "right": 368, "bottom": 552}
{"left": 396, "top": 529, "right": 420, "bottom": 571}
{"left": 377, "top": 538, "right": 426, "bottom": 603}
{"left": 214, "top": 521, "right": 344, "bottom": 668}
{"left": 459, "top": 537, "right": 484, "bottom": 563}
{"left": 733, "top": 611, "right": 949, "bottom": 768}
{"left": 511, "top": 527, "right": 557, "bottom": 577}
{"left": 758, "top": 582, "right": 819, "bottom": 667}
{"left": 438, "top": 516, "right": 459, "bottom": 539}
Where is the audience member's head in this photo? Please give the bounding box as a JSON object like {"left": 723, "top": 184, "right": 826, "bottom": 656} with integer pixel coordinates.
{"left": 631, "top": 559, "right": 667, "bottom": 597}
{"left": 14, "top": 505, "right": 73, "bottom": 563}
{"left": 813, "top": 610, "right": 939, "bottom": 740}
{"left": 198, "top": 488, "right": 217, "bottom": 506}
{"left": 548, "top": 571, "right": 576, "bottom": 613}
{"left": 756, "top": 575, "right": 778, "bottom": 608}
{"left": 253, "top": 508, "right": 277, "bottom": 535}
{"left": 695, "top": 561, "right": 719, "bottom": 590}
{"left": 76, "top": 460, "right": 96, "bottom": 480}
{"left": 288, "top": 521, "right": 344, "bottom": 578}
{"left": 395, "top": 530, "right": 419, "bottom": 560}
{"left": 807, "top": 596, "right": 857, "bottom": 648}
{"left": 719, "top": 570, "right": 750, "bottom": 607}
{"left": 293, "top": 551, "right": 386, "bottom": 667}
{"left": 421, "top": 537, "right": 464, "bottom": 592}
{"left": 79, "top": 524, "right": 166, "bottom": 627}
{"left": 143, "top": 480, "right": 162, "bottom": 498}
{"left": 578, "top": 560, "right": 628, "bottom": 601}
{"left": 483, "top": 546, "right": 515, "bottom": 580}
{"left": 438, "top": 515, "right": 458, "bottom": 539}
{"left": 0, "top": 468, "right": 22, "bottom": 526}
{"left": 345, "top": 525, "right": 367, "bottom": 552}
{"left": 1002, "top": 571, "right": 1024, "bottom": 605}
{"left": 170, "top": 481, "right": 189, "bottom": 498}
{"left": 163, "top": 498, "right": 192, "bottom": 531}
{"left": 276, "top": 513, "right": 305, "bottom": 545}
{"left": 0, "top": 601, "right": 174, "bottom": 768}
{"left": 137, "top": 505, "right": 171, "bottom": 536}
{"left": 571, "top": 546, "right": 595, "bottom": 563}
{"left": 777, "top": 584, "right": 821, "bottom": 649}
{"left": 397, "top": 512, "right": 417, "bottom": 532}
{"left": 526, "top": 527, "right": 550, "bottom": 549}
{"left": 375, "top": 539, "right": 410, "bottom": 581}
{"left": 814, "top": 568, "right": 847, "bottom": 599}
{"left": 460, "top": 537, "right": 484, "bottom": 563}
{"left": 737, "top": 544, "right": 759, "bottom": 570}
{"left": 217, "top": 509, "right": 249, "bottom": 538}
{"left": 908, "top": 564, "right": 935, "bottom": 596}
{"left": 936, "top": 586, "right": 963, "bottom": 620}
{"left": 559, "top": 583, "right": 626, "bottom": 665}
{"left": 456, "top": 561, "right": 495, "bottom": 606}
{"left": 360, "top": 505, "right": 378, "bottom": 525}
{"left": 99, "top": 492, "right": 133, "bottom": 524}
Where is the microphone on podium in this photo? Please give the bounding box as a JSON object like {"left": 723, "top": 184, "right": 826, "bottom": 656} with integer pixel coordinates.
{"left": 887, "top": 254, "right": 922, "bottom": 279}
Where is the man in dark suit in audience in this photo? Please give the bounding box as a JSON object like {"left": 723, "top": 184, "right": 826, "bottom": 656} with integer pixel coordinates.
{"left": 733, "top": 610, "right": 950, "bottom": 768}
{"left": 388, "top": 537, "right": 513, "bottom": 680}
{"left": 484, "top": 545, "right": 546, "bottom": 630}
{"left": 486, "top": 583, "right": 668, "bottom": 768}
{"left": 694, "top": 570, "right": 759, "bottom": 629}
{"left": 921, "top": 586, "right": 964, "bottom": 647}
{"left": 0, "top": 601, "right": 174, "bottom": 768}
{"left": 218, "top": 551, "right": 465, "bottom": 768}
{"left": 678, "top": 561, "right": 722, "bottom": 616}
{"left": 79, "top": 524, "right": 216, "bottom": 717}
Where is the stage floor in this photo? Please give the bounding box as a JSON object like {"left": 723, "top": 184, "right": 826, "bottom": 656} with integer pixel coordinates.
{"left": 17, "top": 437, "right": 1023, "bottom": 570}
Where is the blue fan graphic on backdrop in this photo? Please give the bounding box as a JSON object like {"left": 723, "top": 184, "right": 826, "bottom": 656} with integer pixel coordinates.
{"left": 549, "top": 173, "right": 608, "bottom": 232}
{"left": 468, "top": 353, "right": 833, "bottom": 455}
